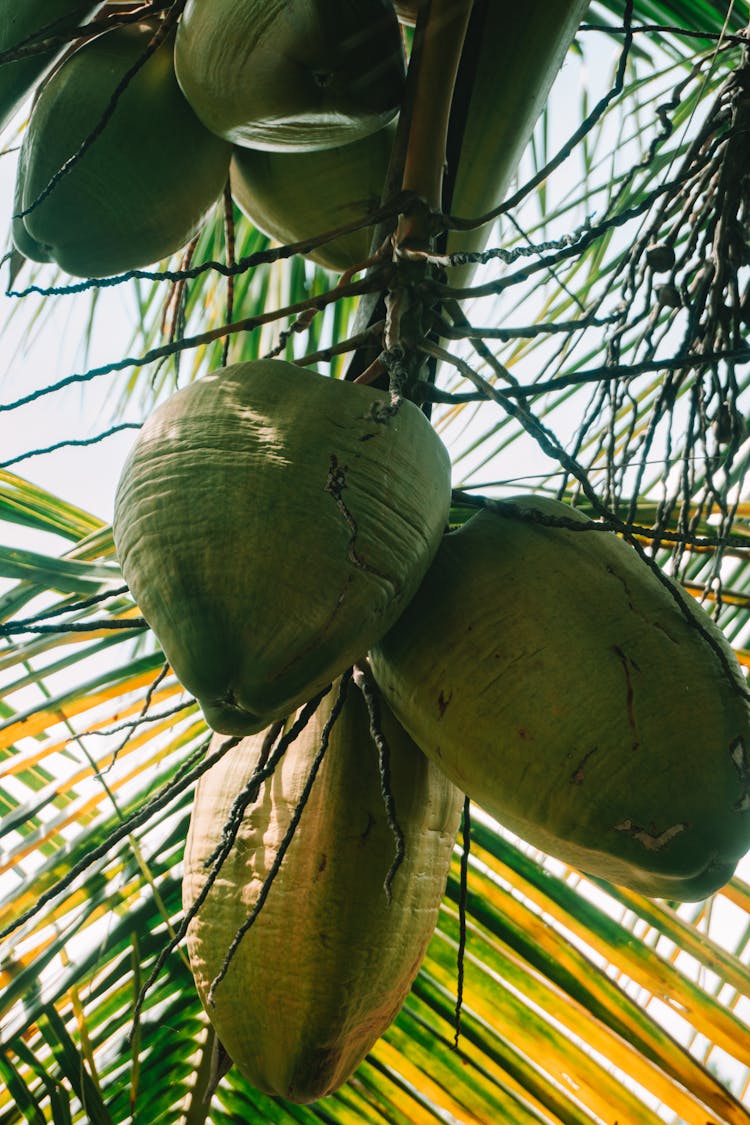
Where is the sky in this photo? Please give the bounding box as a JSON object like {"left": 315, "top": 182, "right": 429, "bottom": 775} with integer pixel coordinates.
{"left": 0, "top": 179, "right": 140, "bottom": 527}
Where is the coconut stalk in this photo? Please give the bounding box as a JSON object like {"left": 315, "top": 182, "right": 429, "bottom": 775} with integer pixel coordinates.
{"left": 349, "top": 0, "right": 472, "bottom": 393}
{"left": 353, "top": 0, "right": 590, "bottom": 386}
{"left": 395, "top": 0, "right": 473, "bottom": 238}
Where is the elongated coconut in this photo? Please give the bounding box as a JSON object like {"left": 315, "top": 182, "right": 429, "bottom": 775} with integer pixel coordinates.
{"left": 183, "top": 678, "right": 463, "bottom": 1103}
{"left": 371, "top": 497, "right": 750, "bottom": 900}
{"left": 13, "top": 20, "right": 231, "bottom": 277}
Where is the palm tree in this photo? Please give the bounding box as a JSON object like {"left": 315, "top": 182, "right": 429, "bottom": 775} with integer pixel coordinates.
{"left": 2, "top": 0, "right": 750, "bottom": 1121}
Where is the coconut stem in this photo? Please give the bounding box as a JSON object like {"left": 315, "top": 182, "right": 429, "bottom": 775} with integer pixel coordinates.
{"left": 345, "top": 0, "right": 473, "bottom": 386}
{"left": 395, "top": 0, "right": 474, "bottom": 250}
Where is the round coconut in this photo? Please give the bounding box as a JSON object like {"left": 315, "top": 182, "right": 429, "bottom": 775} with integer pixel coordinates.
{"left": 13, "top": 20, "right": 231, "bottom": 277}
{"left": 113, "top": 360, "right": 451, "bottom": 735}
{"left": 174, "top": 0, "right": 405, "bottom": 151}
{"left": 230, "top": 120, "right": 394, "bottom": 271}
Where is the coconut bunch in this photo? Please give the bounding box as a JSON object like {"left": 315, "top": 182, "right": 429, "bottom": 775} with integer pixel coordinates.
{"left": 113, "top": 356, "right": 458, "bottom": 1102}
{"left": 113, "top": 360, "right": 750, "bottom": 1106}
{"left": 8, "top": 0, "right": 406, "bottom": 277}
{"left": 225, "top": 0, "right": 592, "bottom": 276}
{"left": 7, "top": 0, "right": 595, "bottom": 278}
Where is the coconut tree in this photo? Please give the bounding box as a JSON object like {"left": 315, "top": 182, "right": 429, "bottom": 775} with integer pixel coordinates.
{"left": 2, "top": 1, "right": 750, "bottom": 1122}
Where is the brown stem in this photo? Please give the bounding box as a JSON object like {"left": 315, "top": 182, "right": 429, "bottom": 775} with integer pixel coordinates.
{"left": 394, "top": 1, "right": 420, "bottom": 25}
{"left": 396, "top": 0, "right": 474, "bottom": 249}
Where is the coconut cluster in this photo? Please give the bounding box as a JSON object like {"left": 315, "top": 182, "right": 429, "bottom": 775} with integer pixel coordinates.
{"left": 11, "top": 0, "right": 750, "bottom": 1109}
{"left": 8, "top": 0, "right": 405, "bottom": 277}
{"left": 6, "top": 0, "right": 591, "bottom": 280}
{"left": 113, "top": 356, "right": 458, "bottom": 1104}
{"left": 113, "top": 356, "right": 750, "bottom": 1103}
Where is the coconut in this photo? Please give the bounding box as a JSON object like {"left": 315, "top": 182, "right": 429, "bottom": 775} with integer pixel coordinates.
{"left": 174, "top": 0, "right": 404, "bottom": 151}
{"left": 441, "top": 0, "right": 588, "bottom": 286}
{"left": 183, "top": 678, "right": 463, "bottom": 1103}
{"left": 370, "top": 496, "right": 750, "bottom": 900}
{"left": 0, "top": 0, "right": 103, "bottom": 132}
{"left": 230, "top": 120, "right": 395, "bottom": 271}
{"left": 13, "top": 20, "right": 231, "bottom": 277}
{"left": 113, "top": 359, "right": 451, "bottom": 735}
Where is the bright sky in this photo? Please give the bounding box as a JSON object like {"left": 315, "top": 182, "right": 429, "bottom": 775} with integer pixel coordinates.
{"left": 0, "top": 161, "right": 139, "bottom": 526}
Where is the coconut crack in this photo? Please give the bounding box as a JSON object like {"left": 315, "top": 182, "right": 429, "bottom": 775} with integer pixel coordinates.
{"left": 353, "top": 663, "right": 404, "bottom": 901}
{"left": 324, "top": 453, "right": 399, "bottom": 588}
{"left": 273, "top": 574, "right": 352, "bottom": 681}
{"left": 612, "top": 645, "right": 641, "bottom": 752}
{"left": 437, "top": 688, "right": 452, "bottom": 718}
{"left": 570, "top": 746, "right": 598, "bottom": 785}
{"left": 606, "top": 564, "right": 680, "bottom": 644}
{"left": 613, "top": 818, "right": 687, "bottom": 851}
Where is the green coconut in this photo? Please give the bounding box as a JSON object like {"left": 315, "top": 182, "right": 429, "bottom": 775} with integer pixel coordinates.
{"left": 370, "top": 496, "right": 750, "bottom": 901}
{"left": 13, "top": 20, "right": 231, "bottom": 277}
{"left": 11, "top": 162, "right": 47, "bottom": 262}
{"left": 183, "top": 677, "right": 463, "bottom": 1103}
{"left": 442, "top": 0, "right": 588, "bottom": 285}
{"left": 174, "top": 0, "right": 405, "bottom": 151}
{"left": 113, "top": 359, "right": 451, "bottom": 736}
{"left": 230, "top": 120, "right": 395, "bottom": 271}
{"left": 0, "top": 0, "right": 103, "bottom": 133}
